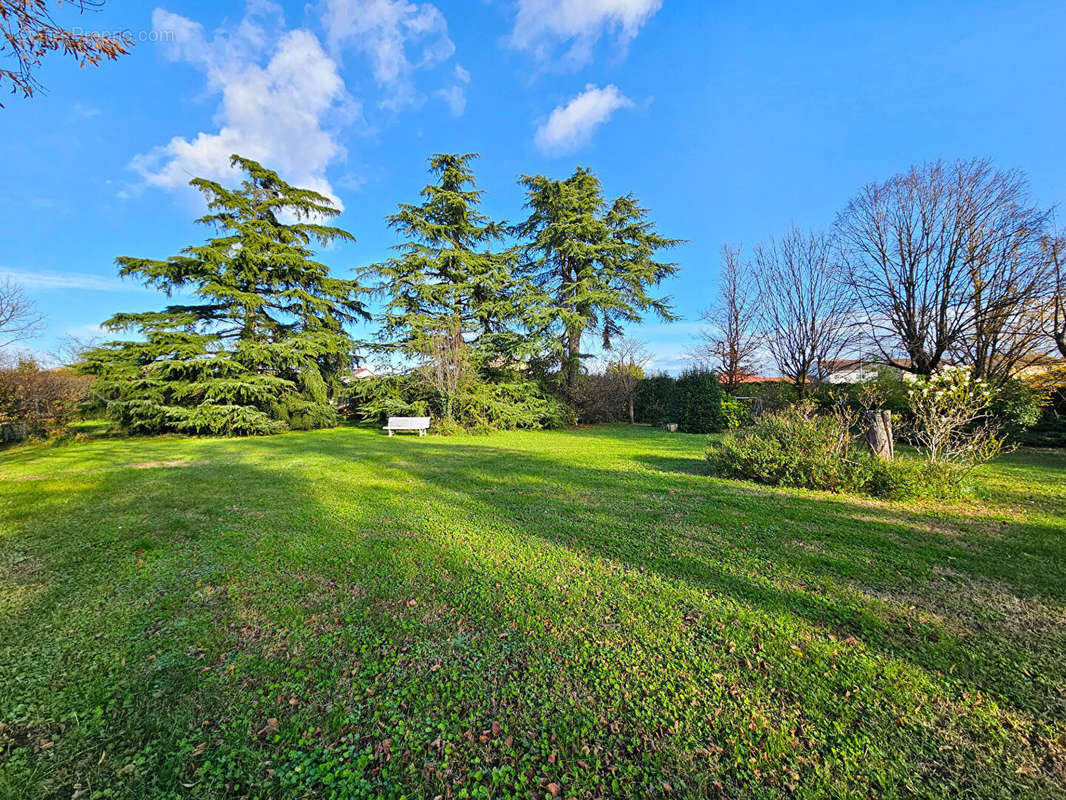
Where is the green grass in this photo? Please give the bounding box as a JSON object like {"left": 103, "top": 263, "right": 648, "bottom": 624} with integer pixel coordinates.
{"left": 1, "top": 424, "right": 1064, "bottom": 799}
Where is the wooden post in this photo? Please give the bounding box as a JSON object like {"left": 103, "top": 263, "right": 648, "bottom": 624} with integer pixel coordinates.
{"left": 864, "top": 410, "right": 893, "bottom": 460}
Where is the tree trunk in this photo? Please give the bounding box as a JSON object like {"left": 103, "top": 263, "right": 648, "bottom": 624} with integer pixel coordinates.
{"left": 864, "top": 410, "right": 894, "bottom": 460}
{"left": 628, "top": 397, "right": 635, "bottom": 424}
{"left": 564, "top": 330, "right": 581, "bottom": 401}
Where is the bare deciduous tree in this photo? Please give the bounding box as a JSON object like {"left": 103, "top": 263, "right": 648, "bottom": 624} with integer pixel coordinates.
{"left": 754, "top": 227, "right": 855, "bottom": 398}
{"left": 0, "top": 1, "right": 131, "bottom": 105}
{"left": 0, "top": 279, "right": 42, "bottom": 348}
{"left": 604, "top": 337, "right": 651, "bottom": 423}
{"left": 836, "top": 159, "right": 1051, "bottom": 377}
{"left": 418, "top": 318, "right": 466, "bottom": 423}
{"left": 693, "top": 244, "right": 761, "bottom": 392}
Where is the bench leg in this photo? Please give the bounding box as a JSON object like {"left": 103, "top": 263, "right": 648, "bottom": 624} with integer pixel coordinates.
{"left": 418, "top": 429, "right": 425, "bottom": 437}
{"left": 388, "top": 429, "right": 393, "bottom": 437}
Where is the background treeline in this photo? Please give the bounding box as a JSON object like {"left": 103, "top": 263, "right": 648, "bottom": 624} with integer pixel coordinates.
{"left": 690, "top": 158, "right": 1066, "bottom": 445}
{"left": 3, "top": 155, "right": 1066, "bottom": 441}
{"left": 28, "top": 152, "right": 679, "bottom": 437}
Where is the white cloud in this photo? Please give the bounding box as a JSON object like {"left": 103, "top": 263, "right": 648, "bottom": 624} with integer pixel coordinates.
{"left": 435, "top": 62, "right": 469, "bottom": 115}
{"left": 65, "top": 323, "right": 109, "bottom": 341}
{"left": 0, "top": 268, "right": 145, "bottom": 292}
{"left": 132, "top": 5, "right": 358, "bottom": 204}
{"left": 72, "top": 102, "right": 102, "bottom": 118}
{"left": 321, "top": 0, "right": 455, "bottom": 111}
{"left": 534, "top": 84, "right": 633, "bottom": 155}
{"left": 436, "top": 84, "right": 466, "bottom": 116}
{"left": 511, "top": 0, "right": 661, "bottom": 67}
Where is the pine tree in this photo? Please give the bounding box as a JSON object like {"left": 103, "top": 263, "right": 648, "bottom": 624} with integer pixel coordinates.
{"left": 82, "top": 156, "right": 367, "bottom": 435}
{"left": 517, "top": 167, "right": 680, "bottom": 400}
{"left": 374, "top": 153, "right": 526, "bottom": 365}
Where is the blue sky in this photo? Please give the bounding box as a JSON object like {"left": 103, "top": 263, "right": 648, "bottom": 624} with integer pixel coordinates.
{"left": 3, "top": 0, "right": 1066, "bottom": 372}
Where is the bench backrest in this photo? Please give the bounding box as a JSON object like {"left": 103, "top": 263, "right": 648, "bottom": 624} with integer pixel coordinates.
{"left": 387, "top": 416, "right": 431, "bottom": 429}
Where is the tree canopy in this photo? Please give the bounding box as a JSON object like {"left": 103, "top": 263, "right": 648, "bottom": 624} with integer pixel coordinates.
{"left": 517, "top": 167, "right": 680, "bottom": 398}
{"left": 373, "top": 153, "right": 530, "bottom": 368}
{"left": 82, "top": 156, "right": 367, "bottom": 435}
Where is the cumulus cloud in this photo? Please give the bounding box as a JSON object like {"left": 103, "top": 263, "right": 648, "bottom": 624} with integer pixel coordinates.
{"left": 321, "top": 0, "right": 456, "bottom": 111}
{"left": 511, "top": 0, "right": 662, "bottom": 67}
{"left": 534, "top": 84, "right": 633, "bottom": 155}
{"left": 131, "top": 5, "right": 358, "bottom": 204}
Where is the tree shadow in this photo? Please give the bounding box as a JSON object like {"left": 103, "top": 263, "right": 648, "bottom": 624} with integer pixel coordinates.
{"left": 633, "top": 453, "right": 710, "bottom": 475}
{"left": 2, "top": 426, "right": 1064, "bottom": 797}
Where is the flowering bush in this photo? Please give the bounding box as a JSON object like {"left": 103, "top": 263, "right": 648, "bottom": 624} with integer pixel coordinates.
{"left": 907, "top": 369, "right": 1006, "bottom": 469}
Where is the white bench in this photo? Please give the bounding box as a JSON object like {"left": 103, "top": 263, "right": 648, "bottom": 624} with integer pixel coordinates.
{"left": 383, "top": 416, "right": 430, "bottom": 437}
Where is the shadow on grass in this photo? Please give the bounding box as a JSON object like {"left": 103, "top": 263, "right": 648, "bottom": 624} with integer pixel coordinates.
{"left": 2, "top": 425, "right": 1064, "bottom": 798}
{"left": 633, "top": 453, "right": 710, "bottom": 475}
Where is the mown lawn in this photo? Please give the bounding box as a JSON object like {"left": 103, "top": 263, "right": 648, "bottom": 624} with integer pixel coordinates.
{"left": 1, "top": 425, "right": 1064, "bottom": 799}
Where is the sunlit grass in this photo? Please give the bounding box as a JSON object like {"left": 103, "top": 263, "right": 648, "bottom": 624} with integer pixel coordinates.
{"left": 1, "top": 425, "right": 1063, "bottom": 799}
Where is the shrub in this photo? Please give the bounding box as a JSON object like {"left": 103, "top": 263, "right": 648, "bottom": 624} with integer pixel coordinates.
{"left": 988, "top": 378, "right": 1042, "bottom": 441}
{"left": 865, "top": 458, "right": 964, "bottom": 500}
{"left": 634, "top": 373, "right": 681, "bottom": 426}
{"left": 572, "top": 372, "right": 625, "bottom": 423}
{"left": 0, "top": 359, "right": 91, "bottom": 441}
{"left": 633, "top": 370, "right": 727, "bottom": 431}
{"left": 707, "top": 403, "right": 966, "bottom": 499}
{"left": 720, "top": 395, "right": 750, "bottom": 430}
{"left": 707, "top": 404, "right": 869, "bottom": 492}
{"left": 677, "top": 368, "right": 726, "bottom": 433}
{"left": 452, "top": 378, "right": 572, "bottom": 432}
{"left": 343, "top": 372, "right": 570, "bottom": 433}
{"left": 731, "top": 379, "right": 797, "bottom": 413}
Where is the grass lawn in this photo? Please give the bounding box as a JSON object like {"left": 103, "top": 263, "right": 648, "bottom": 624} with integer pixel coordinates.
{"left": 1, "top": 425, "right": 1064, "bottom": 799}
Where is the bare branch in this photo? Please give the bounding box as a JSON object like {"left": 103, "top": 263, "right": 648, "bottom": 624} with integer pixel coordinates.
{"left": 0, "top": 0, "right": 132, "bottom": 105}
{"left": 0, "top": 279, "right": 43, "bottom": 349}
{"left": 753, "top": 227, "right": 856, "bottom": 398}
{"left": 693, "top": 244, "right": 762, "bottom": 392}
{"left": 835, "top": 158, "right": 1052, "bottom": 378}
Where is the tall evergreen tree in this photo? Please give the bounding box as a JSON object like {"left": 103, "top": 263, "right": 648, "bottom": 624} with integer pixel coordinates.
{"left": 374, "top": 153, "right": 527, "bottom": 368}
{"left": 517, "top": 167, "right": 680, "bottom": 399}
{"left": 82, "top": 155, "right": 367, "bottom": 435}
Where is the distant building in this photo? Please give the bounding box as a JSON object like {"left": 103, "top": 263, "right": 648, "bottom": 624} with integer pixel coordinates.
{"left": 1011, "top": 355, "right": 1066, "bottom": 379}
{"left": 350, "top": 367, "right": 375, "bottom": 379}
{"left": 822, "top": 359, "right": 941, "bottom": 384}
{"left": 822, "top": 359, "right": 885, "bottom": 383}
